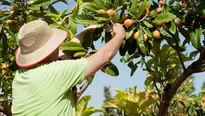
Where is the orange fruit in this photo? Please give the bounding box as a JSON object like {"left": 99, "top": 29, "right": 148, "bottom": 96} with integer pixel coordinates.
{"left": 144, "top": 8, "right": 150, "bottom": 15}
{"left": 153, "top": 30, "right": 161, "bottom": 39}
{"left": 180, "top": 1, "right": 187, "bottom": 8}
{"left": 124, "top": 19, "right": 133, "bottom": 28}
{"left": 163, "top": 24, "right": 169, "bottom": 31}
{"left": 154, "top": 22, "right": 164, "bottom": 27}
{"left": 159, "top": 0, "right": 165, "bottom": 5}
{"left": 200, "top": 15, "right": 205, "bottom": 18}
{"left": 6, "top": 20, "right": 13, "bottom": 25}
{"left": 98, "top": 9, "right": 106, "bottom": 13}
{"left": 174, "top": 17, "right": 181, "bottom": 25}
{"left": 122, "top": 14, "right": 128, "bottom": 19}
{"left": 144, "top": 34, "right": 148, "bottom": 41}
{"left": 133, "top": 32, "right": 138, "bottom": 40}
{"left": 107, "top": 9, "right": 115, "bottom": 17}
{"left": 156, "top": 7, "right": 164, "bottom": 13}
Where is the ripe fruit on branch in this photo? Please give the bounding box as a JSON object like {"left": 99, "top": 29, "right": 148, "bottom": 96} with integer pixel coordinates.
{"left": 154, "top": 22, "right": 164, "bottom": 27}
{"left": 144, "top": 34, "right": 148, "bottom": 41}
{"left": 180, "top": 1, "right": 187, "bottom": 8}
{"left": 107, "top": 9, "right": 115, "bottom": 17}
{"left": 153, "top": 30, "right": 161, "bottom": 39}
{"left": 98, "top": 9, "right": 106, "bottom": 13}
{"left": 163, "top": 24, "right": 169, "bottom": 31}
{"left": 200, "top": 15, "right": 205, "bottom": 19}
{"left": 159, "top": 0, "right": 165, "bottom": 5}
{"left": 144, "top": 8, "right": 150, "bottom": 15}
{"left": 122, "top": 14, "right": 128, "bottom": 19}
{"left": 133, "top": 32, "right": 148, "bottom": 41}
{"left": 1, "top": 63, "right": 9, "bottom": 69}
{"left": 124, "top": 19, "right": 133, "bottom": 28}
{"left": 133, "top": 32, "right": 138, "bottom": 40}
{"left": 174, "top": 17, "right": 181, "bottom": 25}
{"left": 72, "top": 6, "right": 77, "bottom": 12}
{"left": 156, "top": 7, "right": 164, "bottom": 13}
{"left": 6, "top": 20, "right": 13, "bottom": 25}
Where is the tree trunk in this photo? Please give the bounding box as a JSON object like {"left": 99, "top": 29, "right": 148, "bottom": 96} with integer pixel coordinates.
{"left": 158, "top": 69, "right": 193, "bottom": 116}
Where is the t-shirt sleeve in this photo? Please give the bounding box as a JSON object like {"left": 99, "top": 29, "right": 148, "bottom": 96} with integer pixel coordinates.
{"left": 45, "top": 58, "right": 87, "bottom": 91}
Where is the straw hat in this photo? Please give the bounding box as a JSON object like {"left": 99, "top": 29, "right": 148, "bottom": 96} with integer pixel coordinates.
{"left": 15, "top": 20, "right": 68, "bottom": 68}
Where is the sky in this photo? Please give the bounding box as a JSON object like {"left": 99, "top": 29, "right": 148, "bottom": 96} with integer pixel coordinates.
{"left": 56, "top": 1, "right": 204, "bottom": 116}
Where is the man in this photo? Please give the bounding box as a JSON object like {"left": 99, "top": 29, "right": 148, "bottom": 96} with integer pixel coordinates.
{"left": 12, "top": 20, "right": 125, "bottom": 116}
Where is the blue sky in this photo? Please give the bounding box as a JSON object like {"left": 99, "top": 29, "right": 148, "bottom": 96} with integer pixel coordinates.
{"left": 56, "top": 1, "right": 205, "bottom": 115}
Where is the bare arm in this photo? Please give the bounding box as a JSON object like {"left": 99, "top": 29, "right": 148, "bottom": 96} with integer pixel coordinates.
{"left": 58, "top": 25, "right": 97, "bottom": 59}
{"left": 85, "top": 23, "right": 125, "bottom": 78}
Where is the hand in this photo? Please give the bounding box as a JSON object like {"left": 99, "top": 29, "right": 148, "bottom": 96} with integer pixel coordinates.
{"left": 112, "top": 23, "right": 125, "bottom": 38}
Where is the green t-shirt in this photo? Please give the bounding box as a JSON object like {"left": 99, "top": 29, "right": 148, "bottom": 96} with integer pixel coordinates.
{"left": 12, "top": 59, "right": 87, "bottom": 116}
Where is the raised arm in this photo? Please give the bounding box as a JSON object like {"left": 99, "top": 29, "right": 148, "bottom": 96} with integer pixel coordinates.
{"left": 85, "top": 23, "right": 125, "bottom": 78}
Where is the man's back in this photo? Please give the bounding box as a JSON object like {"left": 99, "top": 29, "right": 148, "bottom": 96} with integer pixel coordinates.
{"left": 12, "top": 59, "right": 87, "bottom": 116}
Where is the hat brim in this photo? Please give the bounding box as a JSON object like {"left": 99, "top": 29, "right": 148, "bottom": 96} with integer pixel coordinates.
{"left": 15, "top": 28, "right": 68, "bottom": 68}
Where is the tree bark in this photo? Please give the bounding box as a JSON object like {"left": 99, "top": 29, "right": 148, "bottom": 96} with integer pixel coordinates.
{"left": 158, "top": 69, "right": 193, "bottom": 116}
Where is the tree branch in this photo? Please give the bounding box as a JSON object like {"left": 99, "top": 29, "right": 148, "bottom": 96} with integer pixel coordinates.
{"left": 176, "top": 50, "right": 186, "bottom": 72}
{"left": 158, "top": 47, "right": 205, "bottom": 116}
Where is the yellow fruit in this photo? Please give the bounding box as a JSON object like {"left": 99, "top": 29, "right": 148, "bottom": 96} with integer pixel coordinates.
{"left": 156, "top": 7, "right": 164, "bottom": 13}
{"left": 144, "top": 8, "right": 150, "bottom": 15}
{"left": 98, "top": 9, "right": 106, "bottom": 13}
{"left": 144, "top": 34, "right": 148, "bottom": 41}
{"left": 153, "top": 30, "right": 161, "bottom": 39}
{"left": 174, "top": 17, "right": 181, "bottom": 25}
{"left": 1, "top": 63, "right": 9, "bottom": 69}
{"left": 29, "top": 0, "right": 34, "bottom": 5}
{"left": 107, "top": 9, "right": 115, "bottom": 17}
{"left": 133, "top": 32, "right": 138, "bottom": 40}
{"left": 124, "top": 19, "right": 133, "bottom": 28}
{"left": 6, "top": 20, "right": 13, "bottom": 25}
{"left": 72, "top": 6, "right": 77, "bottom": 12}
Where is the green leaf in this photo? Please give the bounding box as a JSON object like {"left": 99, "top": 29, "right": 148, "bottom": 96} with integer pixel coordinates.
{"left": 81, "top": 107, "right": 104, "bottom": 116}
{"left": 74, "top": 14, "right": 101, "bottom": 24}
{"left": 169, "top": 21, "right": 176, "bottom": 34}
{"left": 3, "top": 27, "right": 18, "bottom": 44}
{"left": 101, "top": 62, "right": 119, "bottom": 76}
{"left": 136, "top": 0, "right": 150, "bottom": 19}
{"left": 73, "top": 51, "right": 87, "bottom": 58}
{"left": 60, "top": 41, "right": 86, "bottom": 51}
{"left": 69, "top": 16, "right": 77, "bottom": 35}
{"left": 137, "top": 26, "right": 147, "bottom": 55}
{"left": 128, "top": 61, "right": 137, "bottom": 76}
{"left": 129, "top": 0, "right": 139, "bottom": 15}
{"left": 190, "top": 28, "right": 202, "bottom": 50}
{"left": 153, "top": 12, "right": 176, "bottom": 23}
{"left": 76, "top": 96, "right": 91, "bottom": 116}
{"left": 126, "top": 26, "right": 135, "bottom": 40}
{"left": 144, "top": 28, "right": 152, "bottom": 38}
{"left": 31, "top": 0, "right": 51, "bottom": 5}
{"left": 159, "top": 28, "right": 175, "bottom": 47}
{"left": 143, "top": 20, "right": 153, "bottom": 28}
